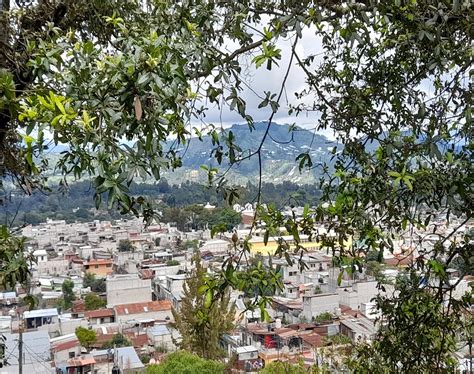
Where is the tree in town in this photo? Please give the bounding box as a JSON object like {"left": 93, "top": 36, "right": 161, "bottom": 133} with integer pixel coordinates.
{"left": 61, "top": 279, "right": 75, "bottom": 310}
{"left": 83, "top": 272, "right": 106, "bottom": 293}
{"left": 82, "top": 272, "right": 95, "bottom": 289}
{"left": 260, "top": 360, "right": 328, "bottom": 374}
{"left": 313, "top": 312, "right": 332, "bottom": 324}
{"left": 0, "top": 1, "right": 472, "bottom": 370}
{"left": 101, "top": 333, "right": 132, "bottom": 349}
{"left": 170, "top": 253, "right": 236, "bottom": 360}
{"left": 84, "top": 293, "right": 106, "bottom": 311}
{"left": 117, "top": 239, "right": 134, "bottom": 252}
{"left": 146, "top": 351, "right": 225, "bottom": 374}
{"left": 166, "top": 260, "right": 180, "bottom": 267}
{"left": 75, "top": 327, "right": 96, "bottom": 350}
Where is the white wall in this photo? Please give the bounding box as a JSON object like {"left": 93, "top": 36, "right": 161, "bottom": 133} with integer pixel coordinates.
{"left": 107, "top": 275, "right": 152, "bottom": 307}
{"left": 302, "top": 293, "right": 339, "bottom": 321}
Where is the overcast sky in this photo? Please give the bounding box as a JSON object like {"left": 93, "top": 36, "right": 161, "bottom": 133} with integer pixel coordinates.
{"left": 193, "top": 26, "right": 339, "bottom": 140}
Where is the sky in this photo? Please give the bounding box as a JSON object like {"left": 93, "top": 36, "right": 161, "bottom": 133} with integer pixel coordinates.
{"left": 192, "top": 26, "right": 339, "bottom": 141}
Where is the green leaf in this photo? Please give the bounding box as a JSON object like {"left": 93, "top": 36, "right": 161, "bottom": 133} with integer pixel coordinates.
{"left": 55, "top": 97, "right": 66, "bottom": 115}
{"left": 388, "top": 171, "right": 401, "bottom": 178}
{"left": 204, "top": 290, "right": 212, "bottom": 308}
{"left": 404, "top": 177, "right": 413, "bottom": 191}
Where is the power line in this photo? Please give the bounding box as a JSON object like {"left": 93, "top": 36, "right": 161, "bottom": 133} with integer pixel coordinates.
{"left": 22, "top": 344, "right": 52, "bottom": 373}
{"left": 4, "top": 340, "right": 19, "bottom": 364}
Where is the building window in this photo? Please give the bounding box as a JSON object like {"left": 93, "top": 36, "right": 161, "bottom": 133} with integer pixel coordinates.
{"left": 69, "top": 352, "right": 75, "bottom": 358}
{"left": 95, "top": 265, "right": 99, "bottom": 269}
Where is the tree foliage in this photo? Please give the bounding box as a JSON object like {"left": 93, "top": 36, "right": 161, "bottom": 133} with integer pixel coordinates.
{"left": 1, "top": 0, "right": 473, "bottom": 370}
{"left": 75, "top": 326, "right": 96, "bottom": 349}
{"left": 260, "top": 360, "right": 327, "bottom": 374}
{"left": 83, "top": 272, "right": 106, "bottom": 293}
{"left": 117, "top": 239, "right": 134, "bottom": 252}
{"left": 0, "top": 226, "right": 32, "bottom": 294}
{"left": 101, "top": 333, "right": 132, "bottom": 349}
{"left": 146, "top": 351, "right": 225, "bottom": 374}
{"left": 161, "top": 205, "right": 241, "bottom": 232}
{"left": 170, "top": 253, "right": 236, "bottom": 360}
{"left": 84, "top": 293, "right": 106, "bottom": 311}
{"left": 313, "top": 312, "right": 332, "bottom": 324}
{"left": 61, "top": 279, "right": 75, "bottom": 310}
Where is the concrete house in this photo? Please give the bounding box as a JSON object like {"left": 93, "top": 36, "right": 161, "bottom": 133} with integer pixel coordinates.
{"left": 147, "top": 325, "right": 175, "bottom": 351}
{"left": 83, "top": 259, "right": 113, "bottom": 277}
{"left": 51, "top": 333, "right": 82, "bottom": 362}
{"left": 23, "top": 308, "right": 59, "bottom": 331}
{"left": 85, "top": 308, "right": 115, "bottom": 325}
{"left": 106, "top": 274, "right": 152, "bottom": 307}
{"left": 302, "top": 293, "right": 339, "bottom": 321}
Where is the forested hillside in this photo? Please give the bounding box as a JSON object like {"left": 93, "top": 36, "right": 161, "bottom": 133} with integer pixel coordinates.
{"left": 1, "top": 180, "right": 321, "bottom": 226}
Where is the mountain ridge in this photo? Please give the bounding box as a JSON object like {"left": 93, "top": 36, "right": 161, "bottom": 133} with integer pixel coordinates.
{"left": 164, "top": 122, "right": 339, "bottom": 185}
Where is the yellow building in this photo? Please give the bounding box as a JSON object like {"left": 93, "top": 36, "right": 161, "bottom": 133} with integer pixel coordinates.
{"left": 248, "top": 234, "right": 352, "bottom": 256}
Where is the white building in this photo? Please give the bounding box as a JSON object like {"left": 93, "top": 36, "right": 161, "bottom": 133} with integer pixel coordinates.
{"left": 147, "top": 325, "right": 175, "bottom": 351}
{"left": 106, "top": 274, "right": 152, "bottom": 307}
{"left": 302, "top": 293, "right": 339, "bottom": 321}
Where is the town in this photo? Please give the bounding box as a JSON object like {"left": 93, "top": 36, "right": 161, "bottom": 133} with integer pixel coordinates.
{"left": 1, "top": 203, "right": 471, "bottom": 373}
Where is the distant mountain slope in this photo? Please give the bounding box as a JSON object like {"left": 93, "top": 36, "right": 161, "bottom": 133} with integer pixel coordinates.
{"left": 163, "top": 122, "right": 339, "bottom": 185}
{"left": 41, "top": 122, "right": 339, "bottom": 185}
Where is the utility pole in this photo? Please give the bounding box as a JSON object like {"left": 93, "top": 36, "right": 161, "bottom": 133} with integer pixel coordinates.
{"left": 18, "top": 318, "right": 23, "bottom": 374}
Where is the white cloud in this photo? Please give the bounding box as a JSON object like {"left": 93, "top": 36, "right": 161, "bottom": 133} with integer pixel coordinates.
{"left": 191, "top": 25, "right": 337, "bottom": 139}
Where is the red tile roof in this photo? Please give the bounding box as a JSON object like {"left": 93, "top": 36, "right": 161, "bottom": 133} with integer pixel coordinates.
{"left": 114, "top": 300, "right": 172, "bottom": 316}
{"left": 339, "top": 304, "right": 359, "bottom": 317}
{"left": 91, "top": 333, "right": 115, "bottom": 347}
{"left": 67, "top": 357, "right": 96, "bottom": 367}
{"left": 241, "top": 213, "right": 253, "bottom": 226}
{"left": 301, "top": 333, "right": 323, "bottom": 348}
{"left": 72, "top": 300, "right": 85, "bottom": 313}
{"left": 52, "top": 339, "right": 80, "bottom": 353}
{"left": 126, "top": 333, "right": 149, "bottom": 348}
{"left": 139, "top": 269, "right": 155, "bottom": 280}
{"left": 85, "top": 308, "right": 114, "bottom": 319}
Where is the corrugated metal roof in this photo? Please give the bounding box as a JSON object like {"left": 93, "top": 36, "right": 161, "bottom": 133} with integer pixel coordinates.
{"left": 115, "top": 346, "right": 145, "bottom": 369}
{"left": 148, "top": 325, "right": 170, "bottom": 336}
{"left": 0, "top": 291, "right": 16, "bottom": 299}
{"left": 4, "top": 330, "right": 51, "bottom": 367}
{"left": 24, "top": 308, "right": 58, "bottom": 319}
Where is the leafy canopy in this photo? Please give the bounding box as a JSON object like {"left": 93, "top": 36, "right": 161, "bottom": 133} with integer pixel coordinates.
{"left": 0, "top": 0, "right": 473, "bottom": 370}
{"left": 75, "top": 326, "right": 96, "bottom": 349}
{"left": 146, "top": 351, "right": 225, "bottom": 374}
{"left": 84, "top": 293, "right": 106, "bottom": 311}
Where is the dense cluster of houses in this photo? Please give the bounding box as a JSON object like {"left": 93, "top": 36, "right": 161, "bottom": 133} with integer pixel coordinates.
{"left": 0, "top": 209, "right": 471, "bottom": 373}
